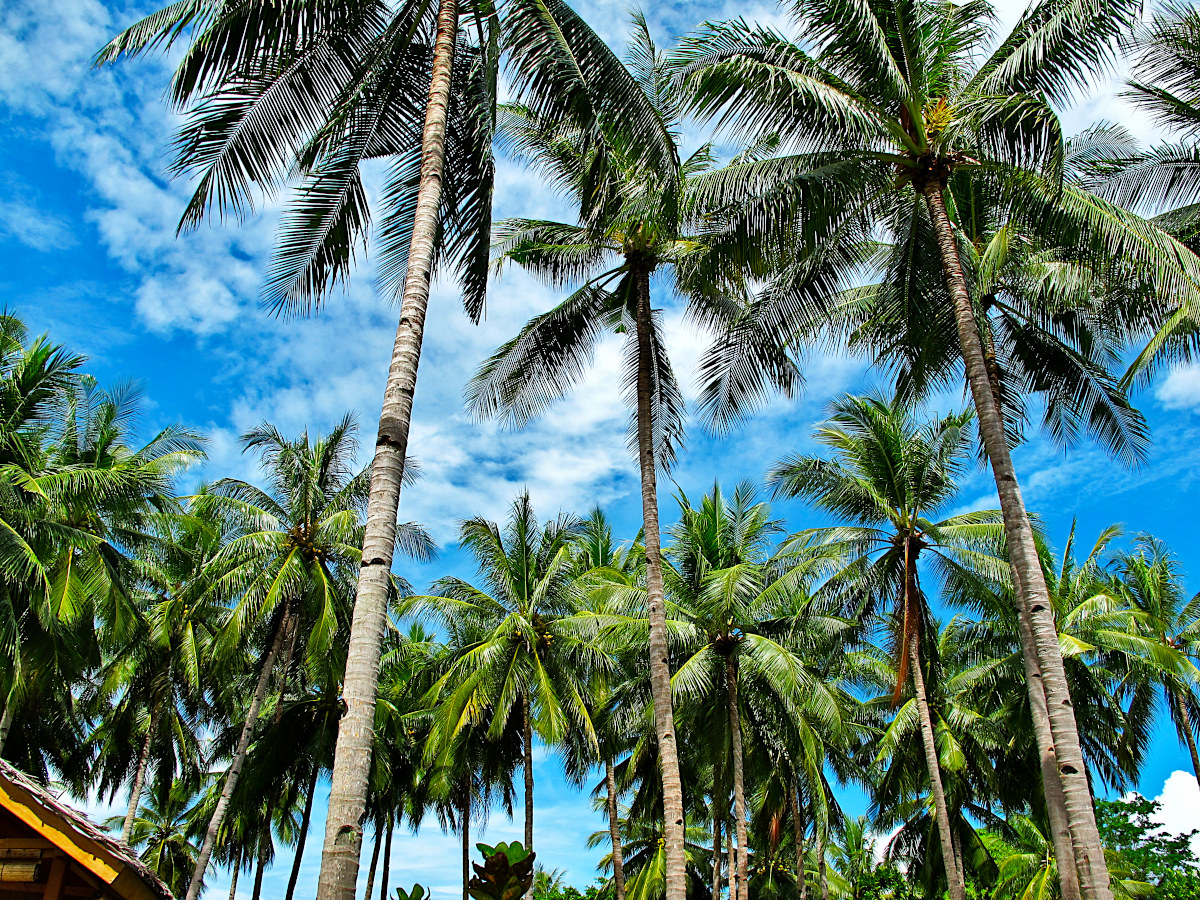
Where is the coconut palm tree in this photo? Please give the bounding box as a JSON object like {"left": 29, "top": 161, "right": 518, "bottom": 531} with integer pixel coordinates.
{"left": 181, "top": 415, "right": 433, "bottom": 900}
{"left": 675, "top": 2, "right": 1200, "bottom": 891}
{"left": 96, "top": 0, "right": 677, "bottom": 885}
{"left": 467, "top": 15, "right": 811, "bottom": 892}
{"left": 771, "top": 395, "right": 1012, "bottom": 900}
{"left": 111, "top": 781, "right": 205, "bottom": 899}
{"left": 1110, "top": 537, "right": 1200, "bottom": 778}
{"left": 412, "top": 491, "right": 608, "bottom": 861}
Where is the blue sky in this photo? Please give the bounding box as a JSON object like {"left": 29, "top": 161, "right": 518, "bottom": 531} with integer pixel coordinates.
{"left": 3, "top": 0, "right": 1200, "bottom": 896}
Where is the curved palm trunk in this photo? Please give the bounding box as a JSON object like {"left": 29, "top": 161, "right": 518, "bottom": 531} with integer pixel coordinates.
{"left": 379, "top": 817, "right": 393, "bottom": 900}
{"left": 605, "top": 761, "right": 627, "bottom": 900}
{"left": 122, "top": 705, "right": 159, "bottom": 843}
{"left": 983, "top": 360, "right": 1081, "bottom": 900}
{"left": 921, "top": 178, "right": 1112, "bottom": 900}
{"left": 1173, "top": 689, "right": 1200, "bottom": 778}
{"left": 632, "top": 261, "right": 687, "bottom": 900}
{"left": 186, "top": 612, "right": 291, "bottom": 900}
{"left": 285, "top": 764, "right": 320, "bottom": 900}
{"left": 788, "top": 777, "right": 806, "bottom": 900}
{"left": 904, "top": 546, "right": 964, "bottom": 900}
{"left": 317, "top": 0, "right": 459, "bottom": 895}
{"left": 364, "top": 822, "right": 382, "bottom": 900}
{"left": 726, "top": 655, "right": 749, "bottom": 900}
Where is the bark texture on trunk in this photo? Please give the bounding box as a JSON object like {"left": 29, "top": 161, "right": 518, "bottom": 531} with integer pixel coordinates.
{"left": 711, "top": 812, "right": 722, "bottom": 900}
{"left": 252, "top": 796, "right": 274, "bottom": 900}
{"left": 364, "top": 823, "right": 382, "bottom": 900}
{"left": 122, "top": 707, "right": 158, "bottom": 843}
{"left": 726, "top": 655, "right": 749, "bottom": 900}
{"left": 727, "top": 823, "right": 737, "bottom": 900}
{"left": 788, "top": 777, "right": 806, "bottom": 900}
{"left": 983, "top": 355, "right": 1081, "bottom": 900}
{"left": 462, "top": 796, "right": 470, "bottom": 900}
{"left": 904, "top": 545, "right": 964, "bottom": 900}
{"left": 1174, "top": 689, "right": 1200, "bottom": 778}
{"left": 632, "top": 260, "right": 687, "bottom": 900}
{"left": 605, "top": 761, "right": 627, "bottom": 900}
{"left": 286, "top": 764, "right": 320, "bottom": 900}
{"left": 379, "top": 819, "right": 393, "bottom": 900}
{"left": 228, "top": 862, "right": 239, "bottom": 900}
{"left": 316, "top": 0, "right": 459, "bottom": 895}
{"left": 817, "top": 830, "right": 829, "bottom": 900}
{"left": 186, "top": 613, "right": 290, "bottom": 900}
{"left": 523, "top": 694, "right": 535, "bottom": 900}
{"left": 921, "top": 178, "right": 1112, "bottom": 900}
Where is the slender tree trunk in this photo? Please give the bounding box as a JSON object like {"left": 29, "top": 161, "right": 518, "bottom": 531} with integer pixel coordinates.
{"left": 605, "top": 761, "right": 627, "bottom": 900}
{"left": 788, "top": 777, "right": 806, "bottom": 900}
{"left": 983, "top": 351, "right": 1081, "bottom": 900}
{"left": 379, "top": 818, "right": 393, "bottom": 900}
{"left": 252, "top": 799, "right": 273, "bottom": 900}
{"left": 316, "top": 0, "right": 459, "bottom": 894}
{"left": 711, "top": 809, "right": 722, "bottom": 900}
{"left": 122, "top": 705, "right": 159, "bottom": 843}
{"left": 1173, "top": 689, "right": 1200, "bottom": 779}
{"left": 286, "top": 764, "right": 320, "bottom": 900}
{"left": 229, "top": 860, "right": 239, "bottom": 900}
{"left": 461, "top": 794, "right": 470, "bottom": 900}
{"left": 364, "top": 823, "right": 382, "bottom": 900}
{"left": 631, "top": 259, "right": 687, "bottom": 900}
{"left": 727, "top": 822, "right": 737, "bottom": 900}
{"left": 186, "top": 612, "right": 291, "bottom": 900}
{"left": 904, "top": 545, "right": 964, "bottom": 900}
{"left": 0, "top": 669, "right": 19, "bottom": 753}
{"left": 921, "top": 178, "right": 1112, "bottom": 900}
{"left": 817, "top": 829, "right": 828, "bottom": 900}
{"left": 726, "top": 656, "right": 749, "bottom": 900}
{"left": 523, "top": 695, "right": 534, "bottom": 851}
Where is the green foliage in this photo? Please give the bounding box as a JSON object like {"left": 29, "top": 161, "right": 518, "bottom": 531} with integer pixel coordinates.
{"left": 1096, "top": 796, "right": 1200, "bottom": 887}
{"left": 858, "top": 864, "right": 921, "bottom": 900}
{"left": 470, "top": 842, "right": 537, "bottom": 900}
{"left": 395, "top": 885, "right": 430, "bottom": 900}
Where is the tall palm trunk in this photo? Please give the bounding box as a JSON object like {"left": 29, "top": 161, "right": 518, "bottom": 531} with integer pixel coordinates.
{"left": 726, "top": 655, "right": 749, "bottom": 900}
{"left": 982, "top": 361, "right": 1081, "bottom": 900}
{"left": 711, "top": 810, "right": 722, "bottom": 900}
{"left": 605, "top": 761, "right": 627, "bottom": 900}
{"left": 122, "top": 705, "right": 159, "bottom": 843}
{"left": 921, "top": 177, "right": 1112, "bottom": 900}
{"left": 817, "top": 828, "right": 829, "bottom": 900}
{"left": 788, "top": 777, "right": 806, "bottom": 900}
{"left": 228, "top": 861, "right": 240, "bottom": 900}
{"left": 379, "top": 817, "right": 393, "bottom": 900}
{"left": 317, "top": 0, "right": 459, "bottom": 895}
{"left": 186, "top": 611, "right": 291, "bottom": 900}
{"left": 727, "top": 822, "right": 737, "bottom": 900}
{"left": 461, "top": 794, "right": 470, "bottom": 900}
{"left": 364, "top": 822, "right": 382, "bottom": 900}
{"left": 0, "top": 669, "right": 19, "bottom": 753}
{"left": 632, "top": 260, "right": 687, "bottom": 900}
{"left": 252, "top": 796, "right": 274, "bottom": 900}
{"left": 286, "top": 764, "right": 320, "bottom": 900}
{"left": 903, "top": 545, "right": 964, "bottom": 900}
{"left": 1173, "top": 689, "right": 1200, "bottom": 778}
{"left": 523, "top": 694, "right": 534, "bottom": 853}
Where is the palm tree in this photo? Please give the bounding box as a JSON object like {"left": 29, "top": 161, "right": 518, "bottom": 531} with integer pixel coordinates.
{"left": 674, "top": 2, "right": 1200, "bottom": 893}
{"left": 96, "top": 0, "right": 674, "bottom": 887}
{"left": 1111, "top": 537, "right": 1200, "bottom": 778}
{"left": 467, "top": 17, "right": 804, "bottom": 894}
{"left": 771, "top": 395, "right": 1010, "bottom": 900}
{"left": 112, "top": 782, "right": 205, "bottom": 899}
{"left": 664, "top": 482, "right": 855, "bottom": 900}
{"left": 412, "top": 491, "right": 606, "bottom": 862}
{"left": 182, "top": 415, "right": 433, "bottom": 900}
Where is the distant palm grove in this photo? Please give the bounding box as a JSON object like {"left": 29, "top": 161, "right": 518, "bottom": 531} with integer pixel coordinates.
{"left": 5, "top": 0, "right": 1200, "bottom": 898}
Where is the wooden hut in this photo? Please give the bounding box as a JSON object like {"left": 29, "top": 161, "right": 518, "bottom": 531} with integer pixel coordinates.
{"left": 0, "top": 759, "right": 173, "bottom": 900}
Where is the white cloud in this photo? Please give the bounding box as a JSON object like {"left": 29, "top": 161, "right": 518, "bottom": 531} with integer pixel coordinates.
{"left": 1149, "top": 770, "right": 1200, "bottom": 856}
{"left": 0, "top": 197, "right": 75, "bottom": 250}
{"left": 1155, "top": 364, "right": 1200, "bottom": 413}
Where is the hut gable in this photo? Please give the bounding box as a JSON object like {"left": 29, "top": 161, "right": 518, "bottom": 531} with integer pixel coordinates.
{"left": 0, "top": 759, "right": 173, "bottom": 900}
